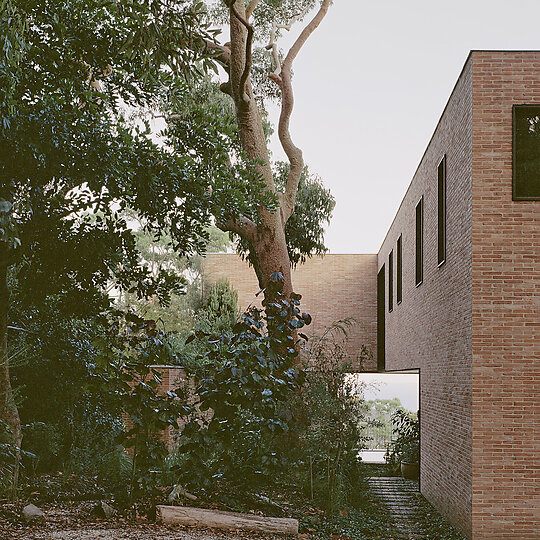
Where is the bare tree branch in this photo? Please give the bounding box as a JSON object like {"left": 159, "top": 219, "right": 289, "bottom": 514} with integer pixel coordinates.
{"left": 275, "top": 0, "right": 331, "bottom": 222}
{"left": 266, "top": 16, "right": 300, "bottom": 78}
{"left": 282, "top": 0, "right": 331, "bottom": 71}
{"left": 153, "top": 113, "right": 183, "bottom": 121}
{"left": 204, "top": 39, "right": 231, "bottom": 66}
{"left": 226, "top": 1, "right": 253, "bottom": 102}
{"left": 245, "top": 0, "right": 261, "bottom": 19}
{"left": 217, "top": 215, "right": 257, "bottom": 242}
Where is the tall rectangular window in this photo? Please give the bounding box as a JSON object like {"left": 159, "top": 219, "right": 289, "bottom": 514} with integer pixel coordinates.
{"left": 415, "top": 197, "right": 423, "bottom": 286}
{"left": 438, "top": 155, "right": 447, "bottom": 265}
{"left": 388, "top": 250, "right": 393, "bottom": 312}
{"left": 513, "top": 105, "right": 540, "bottom": 200}
{"left": 377, "top": 266, "right": 385, "bottom": 371}
{"left": 397, "top": 235, "right": 402, "bottom": 304}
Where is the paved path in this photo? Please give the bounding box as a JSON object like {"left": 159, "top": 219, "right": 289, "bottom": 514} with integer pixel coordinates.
{"left": 367, "top": 476, "right": 426, "bottom": 539}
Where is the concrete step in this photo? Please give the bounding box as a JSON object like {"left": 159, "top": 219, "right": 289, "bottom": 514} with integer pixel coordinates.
{"left": 367, "top": 476, "right": 427, "bottom": 538}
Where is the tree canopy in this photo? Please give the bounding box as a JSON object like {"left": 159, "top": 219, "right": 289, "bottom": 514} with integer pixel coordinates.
{"left": 0, "top": 0, "right": 233, "bottom": 478}
{"left": 0, "top": 0, "right": 336, "bottom": 491}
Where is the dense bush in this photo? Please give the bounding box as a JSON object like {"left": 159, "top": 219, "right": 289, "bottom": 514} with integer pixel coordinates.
{"left": 385, "top": 408, "right": 420, "bottom": 472}
{"left": 290, "top": 320, "right": 370, "bottom": 513}
{"left": 92, "top": 311, "right": 185, "bottom": 500}
{"left": 171, "top": 293, "right": 371, "bottom": 517}
{"left": 0, "top": 419, "right": 20, "bottom": 492}
{"left": 174, "top": 274, "right": 307, "bottom": 492}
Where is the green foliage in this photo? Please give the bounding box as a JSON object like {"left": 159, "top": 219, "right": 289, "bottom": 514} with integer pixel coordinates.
{"left": 292, "top": 320, "right": 368, "bottom": 513}
{"left": 162, "top": 76, "right": 280, "bottom": 228}
{"left": 92, "top": 311, "right": 184, "bottom": 500}
{"left": 234, "top": 162, "right": 335, "bottom": 267}
{"left": 175, "top": 274, "right": 308, "bottom": 491}
{"left": 1, "top": 0, "right": 230, "bottom": 312}
{"left": 385, "top": 408, "right": 420, "bottom": 470}
{"left": 360, "top": 397, "right": 407, "bottom": 450}
{"left": 196, "top": 279, "right": 239, "bottom": 335}
{"left": 0, "top": 419, "right": 20, "bottom": 491}
{"left": 1, "top": 0, "right": 240, "bottom": 487}
{"left": 275, "top": 162, "right": 335, "bottom": 266}
{"left": 161, "top": 74, "right": 336, "bottom": 270}
{"left": 116, "top": 225, "right": 232, "bottom": 334}
{"left": 22, "top": 422, "right": 61, "bottom": 473}
{"left": 0, "top": 0, "right": 27, "bottom": 133}
{"left": 210, "top": 0, "right": 320, "bottom": 54}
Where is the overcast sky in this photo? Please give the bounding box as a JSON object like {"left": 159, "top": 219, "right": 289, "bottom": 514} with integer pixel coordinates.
{"left": 349, "top": 373, "right": 419, "bottom": 411}
{"left": 267, "top": 0, "right": 540, "bottom": 253}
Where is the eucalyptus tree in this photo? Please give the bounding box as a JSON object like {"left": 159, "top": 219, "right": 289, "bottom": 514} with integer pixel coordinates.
{"left": 215, "top": 0, "right": 332, "bottom": 299}
{"left": 163, "top": 0, "right": 334, "bottom": 299}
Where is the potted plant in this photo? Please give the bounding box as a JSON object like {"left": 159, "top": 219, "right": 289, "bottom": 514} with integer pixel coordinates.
{"left": 385, "top": 409, "right": 420, "bottom": 480}
{"left": 399, "top": 438, "right": 419, "bottom": 480}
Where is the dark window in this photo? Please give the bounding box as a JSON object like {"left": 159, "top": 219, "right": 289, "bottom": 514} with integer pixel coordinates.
{"left": 513, "top": 105, "right": 540, "bottom": 200}
{"left": 388, "top": 250, "right": 393, "bottom": 312}
{"left": 438, "top": 155, "right": 447, "bottom": 265}
{"left": 415, "top": 197, "right": 423, "bottom": 286}
{"left": 397, "top": 235, "right": 402, "bottom": 304}
{"left": 377, "top": 266, "right": 385, "bottom": 371}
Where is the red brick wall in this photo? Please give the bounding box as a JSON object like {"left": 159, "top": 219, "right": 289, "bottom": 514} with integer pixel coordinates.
{"left": 471, "top": 51, "right": 540, "bottom": 539}
{"left": 378, "top": 57, "right": 474, "bottom": 536}
{"left": 123, "top": 366, "right": 186, "bottom": 451}
{"left": 201, "top": 254, "right": 378, "bottom": 372}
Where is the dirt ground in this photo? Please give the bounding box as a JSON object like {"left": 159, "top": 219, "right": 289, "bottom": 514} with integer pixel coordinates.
{"left": 3, "top": 525, "right": 280, "bottom": 539}
{"left": 0, "top": 502, "right": 288, "bottom": 540}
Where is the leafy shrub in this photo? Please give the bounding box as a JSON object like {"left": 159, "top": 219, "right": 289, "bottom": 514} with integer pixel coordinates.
{"left": 22, "top": 422, "right": 61, "bottom": 473}
{"left": 0, "top": 419, "right": 20, "bottom": 492}
{"left": 175, "top": 273, "right": 307, "bottom": 492}
{"left": 385, "top": 408, "right": 420, "bottom": 471}
{"left": 291, "top": 320, "right": 370, "bottom": 513}
{"left": 66, "top": 403, "right": 131, "bottom": 485}
{"left": 195, "top": 279, "right": 239, "bottom": 335}
{"left": 92, "top": 311, "right": 185, "bottom": 500}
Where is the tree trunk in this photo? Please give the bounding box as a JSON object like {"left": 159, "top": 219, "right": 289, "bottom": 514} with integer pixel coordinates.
{"left": 250, "top": 219, "right": 293, "bottom": 299}
{"left": 219, "top": 0, "right": 331, "bottom": 306}
{"left": 157, "top": 505, "right": 299, "bottom": 535}
{"left": 227, "top": 1, "right": 294, "bottom": 301}
{"left": 0, "top": 241, "right": 22, "bottom": 493}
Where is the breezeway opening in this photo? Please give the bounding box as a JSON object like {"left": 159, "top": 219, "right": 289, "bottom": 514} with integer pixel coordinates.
{"left": 348, "top": 371, "right": 419, "bottom": 464}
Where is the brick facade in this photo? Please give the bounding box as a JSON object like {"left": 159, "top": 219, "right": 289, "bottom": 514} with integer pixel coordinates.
{"left": 470, "top": 51, "right": 540, "bottom": 540}
{"left": 379, "top": 51, "right": 540, "bottom": 538}
{"left": 201, "top": 254, "right": 378, "bottom": 372}
{"left": 378, "top": 56, "right": 474, "bottom": 536}
{"left": 180, "top": 51, "right": 539, "bottom": 539}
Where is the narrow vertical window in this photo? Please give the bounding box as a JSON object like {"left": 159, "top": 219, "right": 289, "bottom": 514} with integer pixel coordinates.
{"left": 438, "top": 155, "right": 447, "bottom": 265}
{"left": 388, "top": 250, "right": 393, "bottom": 312}
{"left": 415, "top": 197, "right": 423, "bottom": 286}
{"left": 377, "top": 266, "right": 385, "bottom": 371}
{"left": 397, "top": 235, "right": 402, "bottom": 304}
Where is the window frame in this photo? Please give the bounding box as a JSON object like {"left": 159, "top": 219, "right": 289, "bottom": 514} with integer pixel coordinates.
{"left": 377, "top": 265, "right": 385, "bottom": 371}
{"left": 512, "top": 104, "right": 540, "bottom": 201}
{"left": 437, "top": 155, "right": 447, "bottom": 266}
{"left": 388, "top": 250, "right": 393, "bottom": 312}
{"left": 397, "top": 235, "right": 403, "bottom": 304}
{"left": 415, "top": 197, "right": 423, "bottom": 287}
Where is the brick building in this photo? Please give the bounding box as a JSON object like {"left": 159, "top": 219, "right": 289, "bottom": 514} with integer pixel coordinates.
{"left": 202, "top": 253, "right": 378, "bottom": 372}
{"left": 378, "top": 50, "right": 539, "bottom": 538}
{"left": 202, "top": 51, "right": 540, "bottom": 538}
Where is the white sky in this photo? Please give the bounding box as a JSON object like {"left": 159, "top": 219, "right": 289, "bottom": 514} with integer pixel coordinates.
{"left": 355, "top": 373, "right": 419, "bottom": 412}
{"left": 266, "top": 0, "right": 540, "bottom": 254}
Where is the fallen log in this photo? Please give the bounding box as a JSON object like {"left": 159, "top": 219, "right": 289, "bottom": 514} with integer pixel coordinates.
{"left": 156, "top": 505, "right": 298, "bottom": 536}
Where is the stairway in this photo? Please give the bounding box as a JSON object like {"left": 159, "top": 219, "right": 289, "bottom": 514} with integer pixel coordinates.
{"left": 367, "top": 476, "right": 426, "bottom": 539}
